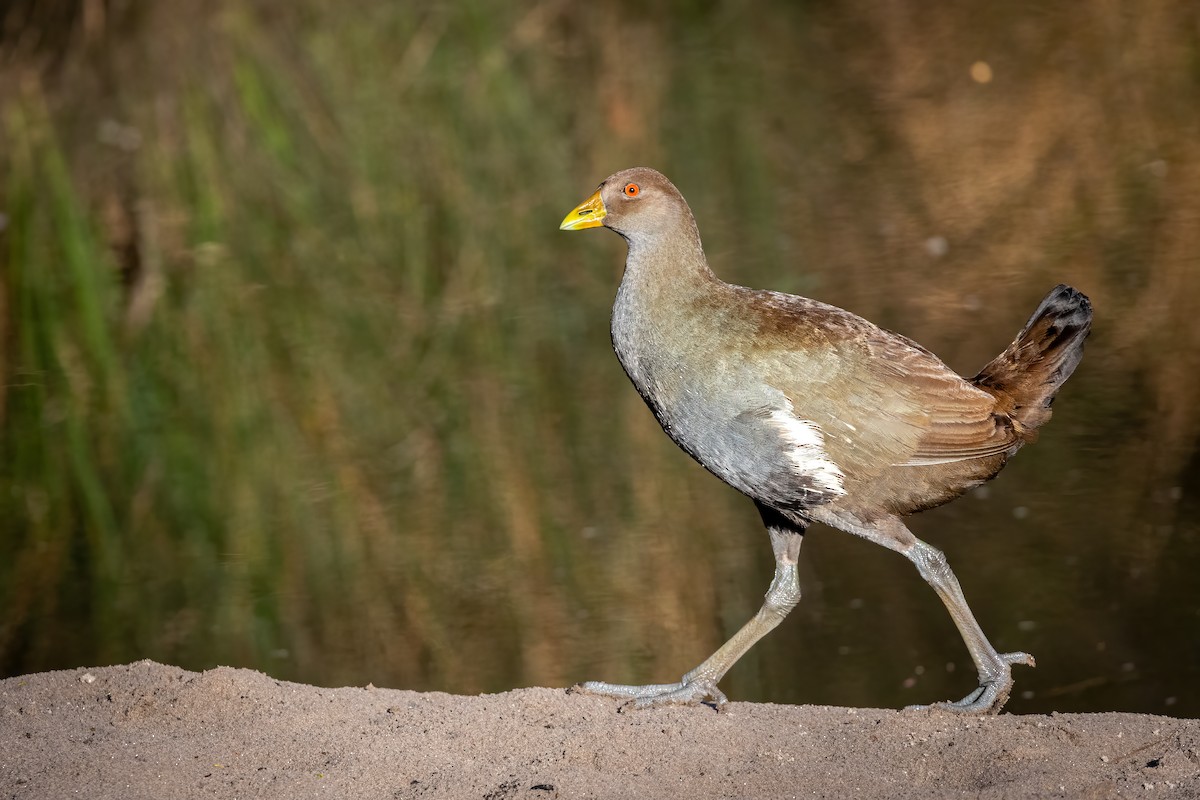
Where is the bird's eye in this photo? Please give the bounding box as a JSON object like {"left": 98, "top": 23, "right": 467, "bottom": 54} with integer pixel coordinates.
{"left": 623, "top": 183, "right": 640, "bottom": 197}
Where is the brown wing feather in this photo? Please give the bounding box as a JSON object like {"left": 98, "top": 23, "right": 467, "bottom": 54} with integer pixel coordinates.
{"left": 731, "top": 289, "right": 1017, "bottom": 478}
{"left": 864, "top": 332, "right": 1018, "bottom": 466}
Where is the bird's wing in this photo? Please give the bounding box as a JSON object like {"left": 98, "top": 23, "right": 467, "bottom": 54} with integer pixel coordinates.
{"left": 733, "top": 291, "right": 1015, "bottom": 476}
{"left": 721, "top": 288, "right": 1018, "bottom": 489}
{"left": 862, "top": 333, "right": 1020, "bottom": 467}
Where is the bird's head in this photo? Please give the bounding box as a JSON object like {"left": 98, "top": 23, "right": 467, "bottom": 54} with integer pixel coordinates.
{"left": 560, "top": 167, "right": 694, "bottom": 242}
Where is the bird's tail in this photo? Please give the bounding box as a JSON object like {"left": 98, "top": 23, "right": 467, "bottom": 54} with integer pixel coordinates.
{"left": 971, "top": 284, "right": 1092, "bottom": 434}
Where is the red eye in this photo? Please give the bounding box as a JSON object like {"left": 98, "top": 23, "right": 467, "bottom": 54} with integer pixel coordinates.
{"left": 623, "top": 183, "right": 640, "bottom": 197}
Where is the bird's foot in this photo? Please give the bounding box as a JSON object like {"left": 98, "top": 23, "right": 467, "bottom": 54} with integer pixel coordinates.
{"left": 906, "top": 651, "right": 1035, "bottom": 715}
{"left": 571, "top": 677, "right": 728, "bottom": 710}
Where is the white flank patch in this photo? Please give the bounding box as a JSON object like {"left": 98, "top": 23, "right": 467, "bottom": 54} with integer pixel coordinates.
{"left": 767, "top": 408, "right": 846, "bottom": 497}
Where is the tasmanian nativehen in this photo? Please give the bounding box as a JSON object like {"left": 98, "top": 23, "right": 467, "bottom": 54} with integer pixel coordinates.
{"left": 560, "top": 167, "right": 1092, "bottom": 714}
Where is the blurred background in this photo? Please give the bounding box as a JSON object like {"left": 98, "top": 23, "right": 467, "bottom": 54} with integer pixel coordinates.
{"left": 2, "top": 0, "right": 1198, "bottom": 716}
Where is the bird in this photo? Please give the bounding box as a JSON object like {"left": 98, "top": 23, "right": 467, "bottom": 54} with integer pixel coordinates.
{"left": 559, "top": 167, "right": 1092, "bottom": 715}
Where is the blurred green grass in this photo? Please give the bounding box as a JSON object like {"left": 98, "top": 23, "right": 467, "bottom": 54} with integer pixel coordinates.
{"left": 2, "top": 0, "right": 1199, "bottom": 713}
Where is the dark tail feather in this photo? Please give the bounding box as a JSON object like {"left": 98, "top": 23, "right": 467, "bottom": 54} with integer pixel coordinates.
{"left": 972, "top": 284, "right": 1092, "bottom": 433}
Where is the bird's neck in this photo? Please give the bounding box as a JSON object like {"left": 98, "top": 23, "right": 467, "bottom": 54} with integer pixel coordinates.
{"left": 618, "top": 217, "right": 718, "bottom": 308}
{"left": 611, "top": 218, "right": 723, "bottom": 396}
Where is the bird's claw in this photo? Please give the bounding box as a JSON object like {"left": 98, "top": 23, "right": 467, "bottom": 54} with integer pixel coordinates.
{"left": 906, "top": 651, "right": 1034, "bottom": 715}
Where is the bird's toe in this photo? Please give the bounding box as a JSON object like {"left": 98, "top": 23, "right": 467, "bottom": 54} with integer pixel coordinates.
{"left": 1001, "top": 651, "right": 1036, "bottom": 668}
{"left": 572, "top": 677, "right": 727, "bottom": 710}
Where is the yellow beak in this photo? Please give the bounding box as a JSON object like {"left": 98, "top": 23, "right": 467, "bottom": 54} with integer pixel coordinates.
{"left": 559, "top": 189, "right": 606, "bottom": 230}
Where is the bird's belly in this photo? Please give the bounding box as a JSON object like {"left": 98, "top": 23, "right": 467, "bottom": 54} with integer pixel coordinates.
{"left": 632, "top": 371, "right": 841, "bottom": 512}
{"left": 613, "top": 320, "right": 838, "bottom": 507}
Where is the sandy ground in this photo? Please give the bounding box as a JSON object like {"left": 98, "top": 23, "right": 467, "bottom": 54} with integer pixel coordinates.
{"left": 2, "top": 662, "right": 1198, "bottom": 799}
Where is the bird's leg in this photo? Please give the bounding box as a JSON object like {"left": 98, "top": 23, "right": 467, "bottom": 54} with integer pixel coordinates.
{"left": 821, "top": 511, "right": 1031, "bottom": 714}
{"left": 576, "top": 524, "right": 805, "bottom": 710}
{"left": 901, "top": 538, "right": 1033, "bottom": 714}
